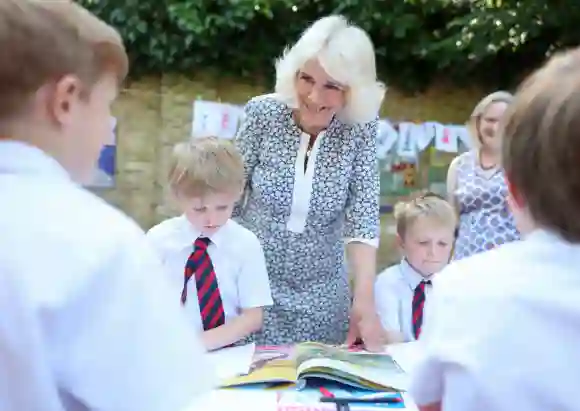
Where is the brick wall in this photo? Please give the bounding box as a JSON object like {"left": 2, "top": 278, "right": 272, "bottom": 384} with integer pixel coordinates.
{"left": 95, "top": 73, "right": 484, "bottom": 269}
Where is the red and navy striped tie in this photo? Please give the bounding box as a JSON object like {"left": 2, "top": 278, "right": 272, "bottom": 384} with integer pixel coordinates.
{"left": 412, "top": 280, "right": 431, "bottom": 339}
{"left": 181, "top": 237, "right": 225, "bottom": 331}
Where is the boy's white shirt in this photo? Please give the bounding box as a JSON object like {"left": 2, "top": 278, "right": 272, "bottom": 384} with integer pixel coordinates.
{"left": 375, "top": 259, "right": 434, "bottom": 342}
{"left": 410, "top": 229, "right": 580, "bottom": 411}
{"left": 0, "top": 141, "right": 215, "bottom": 411}
{"left": 146, "top": 216, "right": 273, "bottom": 331}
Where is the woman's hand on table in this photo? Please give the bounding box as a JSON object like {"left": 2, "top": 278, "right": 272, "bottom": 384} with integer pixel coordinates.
{"left": 346, "top": 300, "right": 386, "bottom": 352}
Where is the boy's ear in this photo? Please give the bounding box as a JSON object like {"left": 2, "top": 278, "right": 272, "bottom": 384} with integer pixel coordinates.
{"left": 395, "top": 234, "right": 404, "bottom": 250}
{"left": 47, "top": 74, "right": 83, "bottom": 126}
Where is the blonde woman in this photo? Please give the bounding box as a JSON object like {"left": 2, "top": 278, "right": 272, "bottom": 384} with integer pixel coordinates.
{"left": 234, "top": 15, "right": 385, "bottom": 350}
{"left": 447, "top": 91, "right": 519, "bottom": 260}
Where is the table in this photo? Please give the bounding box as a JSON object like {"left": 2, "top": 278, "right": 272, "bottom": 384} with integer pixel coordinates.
{"left": 186, "top": 389, "right": 419, "bottom": 411}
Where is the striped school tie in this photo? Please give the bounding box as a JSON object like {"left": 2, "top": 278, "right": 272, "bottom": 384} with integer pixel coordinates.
{"left": 412, "top": 280, "right": 431, "bottom": 339}
{"left": 181, "top": 237, "right": 225, "bottom": 330}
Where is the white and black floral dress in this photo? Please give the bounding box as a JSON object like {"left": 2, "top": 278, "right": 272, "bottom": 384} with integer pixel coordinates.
{"left": 233, "top": 94, "right": 379, "bottom": 345}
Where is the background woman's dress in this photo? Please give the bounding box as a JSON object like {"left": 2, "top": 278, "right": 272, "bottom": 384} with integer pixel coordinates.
{"left": 453, "top": 150, "right": 519, "bottom": 260}
{"left": 234, "top": 95, "right": 379, "bottom": 345}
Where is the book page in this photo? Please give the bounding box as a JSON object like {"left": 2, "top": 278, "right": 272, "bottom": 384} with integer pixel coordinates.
{"left": 221, "top": 346, "right": 297, "bottom": 387}
{"left": 207, "top": 343, "right": 256, "bottom": 382}
{"left": 295, "top": 343, "right": 408, "bottom": 391}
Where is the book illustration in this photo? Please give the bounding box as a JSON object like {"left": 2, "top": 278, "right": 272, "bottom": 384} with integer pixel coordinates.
{"left": 248, "top": 346, "right": 292, "bottom": 374}
{"left": 295, "top": 343, "right": 402, "bottom": 372}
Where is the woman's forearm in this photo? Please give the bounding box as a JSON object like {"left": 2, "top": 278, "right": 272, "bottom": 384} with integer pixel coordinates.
{"left": 346, "top": 241, "right": 377, "bottom": 305}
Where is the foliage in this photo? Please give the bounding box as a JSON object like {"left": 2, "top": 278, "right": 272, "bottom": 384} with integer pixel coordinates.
{"left": 77, "top": 0, "right": 578, "bottom": 92}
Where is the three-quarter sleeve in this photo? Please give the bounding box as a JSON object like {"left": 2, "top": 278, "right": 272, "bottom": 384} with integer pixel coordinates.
{"left": 232, "top": 98, "right": 264, "bottom": 218}
{"left": 344, "top": 119, "right": 380, "bottom": 247}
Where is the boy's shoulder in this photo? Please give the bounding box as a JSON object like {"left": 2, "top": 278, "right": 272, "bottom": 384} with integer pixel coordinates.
{"left": 375, "top": 263, "right": 404, "bottom": 288}
{"left": 146, "top": 215, "right": 184, "bottom": 241}
{"left": 2, "top": 180, "right": 151, "bottom": 290}
{"left": 221, "top": 219, "right": 261, "bottom": 247}
{"left": 44, "top": 182, "right": 146, "bottom": 247}
{"left": 434, "top": 238, "right": 537, "bottom": 303}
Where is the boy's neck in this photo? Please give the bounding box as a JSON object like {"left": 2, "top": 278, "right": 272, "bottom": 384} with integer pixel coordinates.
{"left": 404, "top": 258, "right": 434, "bottom": 280}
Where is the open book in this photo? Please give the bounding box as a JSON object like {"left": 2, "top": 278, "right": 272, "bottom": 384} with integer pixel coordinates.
{"left": 221, "top": 342, "right": 409, "bottom": 392}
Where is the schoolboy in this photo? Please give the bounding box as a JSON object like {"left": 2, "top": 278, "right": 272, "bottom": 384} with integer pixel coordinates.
{"left": 374, "top": 193, "right": 456, "bottom": 343}
{"left": 147, "top": 137, "right": 273, "bottom": 351}
{"left": 410, "top": 49, "right": 580, "bottom": 411}
{"left": 0, "top": 2, "right": 214, "bottom": 410}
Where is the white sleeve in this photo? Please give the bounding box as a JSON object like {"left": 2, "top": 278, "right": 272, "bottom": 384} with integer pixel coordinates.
{"left": 53, "top": 231, "right": 215, "bottom": 411}
{"left": 374, "top": 272, "right": 402, "bottom": 333}
{"left": 345, "top": 237, "right": 380, "bottom": 248}
{"left": 145, "top": 224, "right": 166, "bottom": 261}
{"left": 237, "top": 235, "right": 273, "bottom": 309}
{"left": 408, "top": 270, "right": 459, "bottom": 405}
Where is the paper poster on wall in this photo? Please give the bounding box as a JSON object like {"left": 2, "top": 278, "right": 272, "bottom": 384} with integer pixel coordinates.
{"left": 192, "top": 100, "right": 242, "bottom": 140}
{"left": 396, "top": 122, "right": 418, "bottom": 159}
{"left": 434, "top": 124, "right": 459, "bottom": 153}
{"left": 376, "top": 120, "right": 398, "bottom": 159}
{"left": 88, "top": 116, "right": 117, "bottom": 188}
{"left": 455, "top": 125, "right": 472, "bottom": 149}
{"left": 410, "top": 123, "right": 432, "bottom": 151}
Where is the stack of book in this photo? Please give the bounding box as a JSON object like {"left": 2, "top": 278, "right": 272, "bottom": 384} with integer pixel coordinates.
{"left": 217, "top": 342, "right": 413, "bottom": 410}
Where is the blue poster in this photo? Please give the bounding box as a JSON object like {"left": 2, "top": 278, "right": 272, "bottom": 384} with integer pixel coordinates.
{"left": 89, "top": 117, "right": 117, "bottom": 188}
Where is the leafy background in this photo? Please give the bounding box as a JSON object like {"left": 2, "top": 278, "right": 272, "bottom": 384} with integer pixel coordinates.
{"left": 78, "top": 0, "right": 579, "bottom": 92}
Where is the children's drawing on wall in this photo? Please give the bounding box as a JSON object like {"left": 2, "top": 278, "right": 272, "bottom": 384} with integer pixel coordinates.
{"left": 88, "top": 116, "right": 117, "bottom": 188}
{"left": 191, "top": 99, "right": 243, "bottom": 140}
{"left": 376, "top": 119, "right": 470, "bottom": 199}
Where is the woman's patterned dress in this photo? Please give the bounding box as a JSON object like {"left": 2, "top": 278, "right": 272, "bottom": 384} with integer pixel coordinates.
{"left": 453, "top": 150, "right": 520, "bottom": 260}
{"left": 233, "top": 94, "right": 379, "bottom": 345}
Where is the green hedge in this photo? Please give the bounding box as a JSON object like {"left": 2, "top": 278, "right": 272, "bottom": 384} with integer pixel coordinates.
{"left": 78, "top": 0, "right": 579, "bottom": 92}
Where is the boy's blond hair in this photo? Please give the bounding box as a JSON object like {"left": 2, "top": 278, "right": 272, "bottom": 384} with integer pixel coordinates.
{"left": 394, "top": 192, "right": 457, "bottom": 239}
{"left": 501, "top": 47, "right": 580, "bottom": 243}
{"left": 168, "top": 137, "right": 245, "bottom": 198}
{"left": 0, "top": 0, "right": 128, "bottom": 122}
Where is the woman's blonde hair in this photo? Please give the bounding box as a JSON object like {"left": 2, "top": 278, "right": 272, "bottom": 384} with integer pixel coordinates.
{"left": 274, "top": 15, "right": 385, "bottom": 125}
{"left": 467, "top": 91, "right": 513, "bottom": 148}
{"left": 394, "top": 192, "right": 457, "bottom": 239}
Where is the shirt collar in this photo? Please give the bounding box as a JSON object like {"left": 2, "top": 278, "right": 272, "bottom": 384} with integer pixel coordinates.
{"left": 525, "top": 228, "right": 565, "bottom": 244}
{"left": 176, "top": 215, "right": 229, "bottom": 249}
{"left": 399, "top": 258, "right": 432, "bottom": 290}
{"left": 0, "top": 140, "right": 71, "bottom": 182}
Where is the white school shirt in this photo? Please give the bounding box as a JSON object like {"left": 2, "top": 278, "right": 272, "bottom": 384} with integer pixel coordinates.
{"left": 374, "top": 259, "right": 434, "bottom": 342}
{"left": 0, "top": 141, "right": 215, "bottom": 411}
{"left": 146, "top": 216, "right": 273, "bottom": 331}
{"left": 409, "top": 229, "right": 580, "bottom": 411}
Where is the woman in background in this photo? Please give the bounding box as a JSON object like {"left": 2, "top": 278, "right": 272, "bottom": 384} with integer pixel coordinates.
{"left": 233, "top": 15, "right": 386, "bottom": 350}
{"left": 447, "top": 91, "right": 519, "bottom": 260}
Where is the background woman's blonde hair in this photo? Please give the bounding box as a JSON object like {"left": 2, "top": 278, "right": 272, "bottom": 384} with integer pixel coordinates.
{"left": 168, "top": 137, "right": 244, "bottom": 198}
{"left": 467, "top": 91, "right": 513, "bottom": 148}
{"left": 274, "top": 15, "right": 385, "bottom": 124}
{"left": 394, "top": 192, "right": 457, "bottom": 238}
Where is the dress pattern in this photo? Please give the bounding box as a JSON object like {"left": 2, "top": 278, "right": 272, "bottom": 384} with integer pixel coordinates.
{"left": 453, "top": 150, "right": 520, "bottom": 260}
{"left": 233, "top": 95, "right": 379, "bottom": 345}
